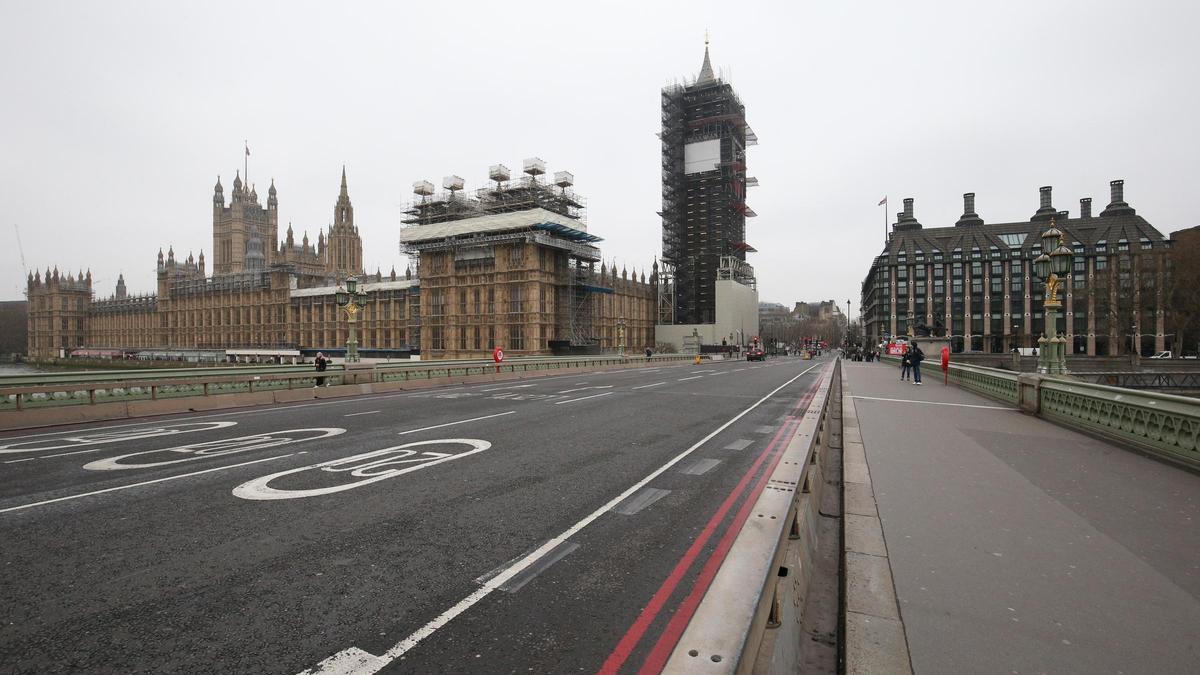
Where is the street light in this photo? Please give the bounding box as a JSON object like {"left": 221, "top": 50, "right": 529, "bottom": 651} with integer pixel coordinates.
{"left": 1032, "top": 220, "right": 1073, "bottom": 374}
{"left": 335, "top": 275, "right": 369, "bottom": 363}
{"left": 616, "top": 316, "right": 627, "bottom": 358}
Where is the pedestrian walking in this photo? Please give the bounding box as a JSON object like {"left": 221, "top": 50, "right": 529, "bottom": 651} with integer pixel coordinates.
{"left": 910, "top": 344, "right": 925, "bottom": 385}
{"left": 900, "top": 347, "right": 911, "bottom": 381}
{"left": 645, "top": 347, "right": 653, "bottom": 361}
{"left": 314, "top": 352, "right": 328, "bottom": 388}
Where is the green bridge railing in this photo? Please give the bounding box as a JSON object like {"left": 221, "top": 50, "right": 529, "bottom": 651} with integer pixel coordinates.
{"left": 0, "top": 354, "right": 697, "bottom": 414}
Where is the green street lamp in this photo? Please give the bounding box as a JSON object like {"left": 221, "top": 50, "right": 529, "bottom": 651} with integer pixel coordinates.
{"left": 616, "top": 316, "right": 627, "bottom": 358}
{"left": 335, "top": 275, "right": 369, "bottom": 363}
{"left": 1033, "top": 220, "right": 1073, "bottom": 375}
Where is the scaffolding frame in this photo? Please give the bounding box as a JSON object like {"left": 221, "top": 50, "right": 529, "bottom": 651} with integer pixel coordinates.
{"left": 402, "top": 172, "right": 586, "bottom": 227}
{"left": 659, "top": 77, "right": 754, "bottom": 325}
{"left": 399, "top": 161, "right": 610, "bottom": 348}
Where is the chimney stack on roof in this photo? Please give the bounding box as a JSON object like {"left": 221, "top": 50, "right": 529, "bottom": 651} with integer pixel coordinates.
{"left": 1080, "top": 197, "right": 1092, "bottom": 219}
{"left": 1101, "top": 178, "right": 1136, "bottom": 216}
{"left": 894, "top": 197, "right": 922, "bottom": 231}
{"left": 955, "top": 192, "right": 984, "bottom": 227}
{"left": 1032, "top": 185, "right": 1057, "bottom": 222}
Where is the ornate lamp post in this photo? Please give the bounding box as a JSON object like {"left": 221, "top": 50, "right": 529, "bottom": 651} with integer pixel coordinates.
{"left": 1032, "top": 220, "right": 1073, "bottom": 375}
{"left": 335, "top": 276, "right": 369, "bottom": 363}
{"left": 616, "top": 316, "right": 627, "bottom": 358}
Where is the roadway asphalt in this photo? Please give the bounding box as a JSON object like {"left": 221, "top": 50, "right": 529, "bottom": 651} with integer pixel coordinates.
{"left": 0, "top": 355, "right": 833, "bottom": 674}
{"left": 845, "top": 360, "right": 1200, "bottom": 674}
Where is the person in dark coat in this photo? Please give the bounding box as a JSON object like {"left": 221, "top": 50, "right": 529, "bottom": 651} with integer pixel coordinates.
{"left": 314, "top": 352, "right": 328, "bottom": 388}
{"left": 900, "top": 346, "right": 912, "bottom": 381}
{"left": 910, "top": 344, "right": 925, "bottom": 385}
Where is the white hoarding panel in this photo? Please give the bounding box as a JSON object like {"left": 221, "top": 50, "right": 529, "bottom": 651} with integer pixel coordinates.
{"left": 684, "top": 139, "right": 721, "bottom": 174}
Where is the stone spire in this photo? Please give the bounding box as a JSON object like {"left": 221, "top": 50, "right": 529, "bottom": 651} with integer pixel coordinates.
{"left": 334, "top": 166, "right": 354, "bottom": 230}
{"left": 697, "top": 36, "right": 716, "bottom": 84}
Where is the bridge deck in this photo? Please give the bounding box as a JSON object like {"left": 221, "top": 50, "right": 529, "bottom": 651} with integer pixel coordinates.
{"left": 845, "top": 360, "right": 1200, "bottom": 673}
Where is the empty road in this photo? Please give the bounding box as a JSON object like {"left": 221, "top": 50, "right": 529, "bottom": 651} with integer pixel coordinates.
{"left": 0, "top": 355, "right": 831, "bottom": 674}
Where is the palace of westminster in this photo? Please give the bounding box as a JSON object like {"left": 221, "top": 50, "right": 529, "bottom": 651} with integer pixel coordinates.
{"left": 24, "top": 161, "right": 659, "bottom": 361}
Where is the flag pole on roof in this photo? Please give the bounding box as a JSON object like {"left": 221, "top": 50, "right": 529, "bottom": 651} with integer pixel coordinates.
{"left": 879, "top": 196, "right": 888, "bottom": 245}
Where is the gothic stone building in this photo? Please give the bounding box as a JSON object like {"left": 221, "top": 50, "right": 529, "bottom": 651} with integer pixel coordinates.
{"left": 399, "top": 162, "right": 656, "bottom": 359}
{"left": 26, "top": 163, "right": 656, "bottom": 360}
{"left": 861, "top": 180, "right": 1174, "bottom": 356}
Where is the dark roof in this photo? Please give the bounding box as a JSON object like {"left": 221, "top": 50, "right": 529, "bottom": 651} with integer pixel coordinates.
{"left": 878, "top": 212, "right": 1167, "bottom": 264}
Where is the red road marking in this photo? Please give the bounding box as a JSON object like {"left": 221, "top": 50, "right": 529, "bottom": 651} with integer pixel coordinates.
{"left": 638, "top": 389, "right": 815, "bottom": 672}
{"left": 598, "top": 374, "right": 822, "bottom": 674}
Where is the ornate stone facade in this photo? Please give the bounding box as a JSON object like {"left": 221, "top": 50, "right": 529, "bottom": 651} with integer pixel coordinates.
{"left": 25, "top": 164, "right": 657, "bottom": 360}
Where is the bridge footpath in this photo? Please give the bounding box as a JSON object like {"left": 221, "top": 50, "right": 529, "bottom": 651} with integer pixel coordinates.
{"left": 843, "top": 360, "right": 1200, "bottom": 674}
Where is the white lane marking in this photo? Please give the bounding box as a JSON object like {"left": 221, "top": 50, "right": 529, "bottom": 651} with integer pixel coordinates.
{"left": 631, "top": 382, "right": 666, "bottom": 390}
{"left": 0, "top": 454, "right": 296, "bottom": 515}
{"left": 298, "top": 360, "right": 826, "bottom": 674}
{"left": 83, "top": 428, "right": 345, "bottom": 471}
{"left": 4, "top": 457, "right": 37, "bottom": 463}
{"left": 344, "top": 411, "right": 380, "bottom": 417}
{"left": 851, "top": 395, "right": 1016, "bottom": 410}
{"left": 707, "top": 371, "right": 728, "bottom": 376}
{"left": 557, "top": 385, "right": 614, "bottom": 394}
{"left": 232, "top": 439, "right": 490, "bottom": 501}
{"left": 554, "top": 392, "right": 614, "bottom": 405}
{"left": 481, "top": 384, "right": 535, "bottom": 392}
{"left": 396, "top": 411, "right": 516, "bottom": 436}
{"left": 677, "top": 376, "right": 704, "bottom": 382}
{"left": 724, "top": 439, "right": 753, "bottom": 451}
{"left": 304, "top": 647, "right": 386, "bottom": 674}
{"left": 0, "top": 421, "right": 238, "bottom": 455}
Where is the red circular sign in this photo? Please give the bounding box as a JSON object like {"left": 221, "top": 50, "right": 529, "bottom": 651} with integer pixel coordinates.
{"left": 493, "top": 348, "right": 504, "bottom": 363}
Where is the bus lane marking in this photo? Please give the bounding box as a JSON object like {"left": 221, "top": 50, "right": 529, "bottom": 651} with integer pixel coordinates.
{"left": 0, "top": 454, "right": 297, "bottom": 515}
{"left": 0, "top": 421, "right": 238, "bottom": 456}
{"left": 232, "top": 438, "right": 491, "bottom": 501}
{"left": 82, "top": 428, "right": 345, "bottom": 471}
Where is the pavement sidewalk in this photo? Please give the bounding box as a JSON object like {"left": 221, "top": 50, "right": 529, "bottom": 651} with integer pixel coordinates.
{"left": 844, "top": 359, "right": 1200, "bottom": 674}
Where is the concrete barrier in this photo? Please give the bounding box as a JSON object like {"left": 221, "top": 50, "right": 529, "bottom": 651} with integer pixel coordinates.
{"left": 662, "top": 361, "right": 838, "bottom": 673}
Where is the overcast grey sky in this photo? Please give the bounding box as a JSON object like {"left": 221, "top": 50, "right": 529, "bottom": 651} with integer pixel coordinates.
{"left": 2, "top": 0, "right": 1198, "bottom": 308}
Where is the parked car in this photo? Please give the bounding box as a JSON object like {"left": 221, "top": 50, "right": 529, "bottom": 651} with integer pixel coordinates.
{"left": 746, "top": 348, "right": 766, "bottom": 362}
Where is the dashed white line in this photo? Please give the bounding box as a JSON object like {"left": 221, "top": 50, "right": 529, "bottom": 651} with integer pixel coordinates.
{"left": 0, "top": 454, "right": 297, "bottom": 515}
{"left": 631, "top": 382, "right": 666, "bottom": 390}
{"left": 481, "top": 384, "right": 535, "bottom": 392}
{"left": 297, "top": 361, "right": 824, "bottom": 674}
{"left": 554, "top": 392, "right": 614, "bottom": 405}
{"left": 678, "top": 376, "right": 704, "bottom": 382}
{"left": 343, "top": 411, "right": 380, "bottom": 417}
{"left": 396, "top": 411, "right": 517, "bottom": 435}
